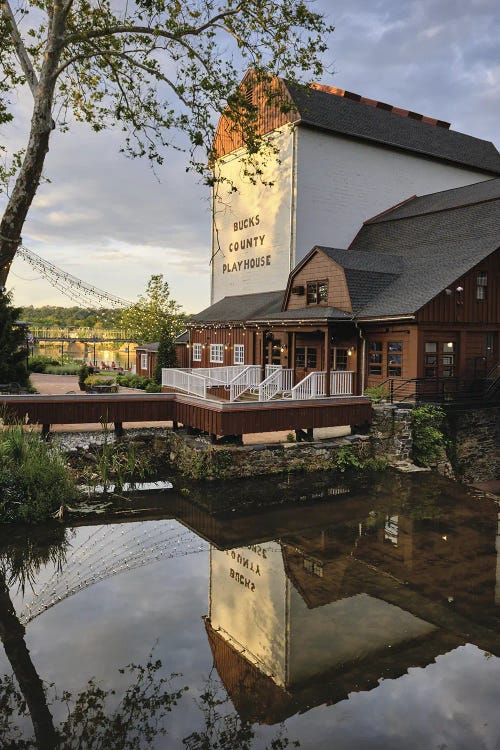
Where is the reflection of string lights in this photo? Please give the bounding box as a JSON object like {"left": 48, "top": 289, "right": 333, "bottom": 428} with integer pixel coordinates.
{"left": 17, "top": 244, "right": 131, "bottom": 308}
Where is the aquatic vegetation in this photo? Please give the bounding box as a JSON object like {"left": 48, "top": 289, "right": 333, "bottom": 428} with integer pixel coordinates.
{"left": 0, "top": 422, "right": 77, "bottom": 523}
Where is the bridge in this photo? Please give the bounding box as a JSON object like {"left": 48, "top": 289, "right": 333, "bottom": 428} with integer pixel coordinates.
{"left": 29, "top": 327, "right": 134, "bottom": 344}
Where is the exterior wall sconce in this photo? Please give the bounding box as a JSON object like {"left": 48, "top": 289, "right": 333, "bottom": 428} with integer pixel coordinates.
{"left": 347, "top": 347, "right": 355, "bottom": 356}
{"left": 456, "top": 286, "right": 463, "bottom": 292}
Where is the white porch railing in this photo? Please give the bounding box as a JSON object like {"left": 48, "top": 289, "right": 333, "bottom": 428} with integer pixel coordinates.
{"left": 161, "top": 368, "right": 207, "bottom": 398}
{"left": 291, "top": 371, "right": 325, "bottom": 400}
{"left": 258, "top": 367, "right": 294, "bottom": 401}
{"left": 330, "top": 370, "right": 354, "bottom": 395}
{"left": 194, "top": 365, "right": 246, "bottom": 383}
{"left": 290, "top": 370, "right": 354, "bottom": 399}
{"left": 229, "top": 365, "right": 262, "bottom": 401}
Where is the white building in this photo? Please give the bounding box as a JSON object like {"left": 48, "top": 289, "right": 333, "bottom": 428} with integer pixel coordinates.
{"left": 211, "top": 76, "right": 500, "bottom": 303}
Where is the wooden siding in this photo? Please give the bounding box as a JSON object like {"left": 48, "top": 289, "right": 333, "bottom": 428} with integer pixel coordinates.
{"left": 135, "top": 350, "right": 156, "bottom": 378}
{"left": 364, "top": 325, "right": 418, "bottom": 387}
{"left": 213, "top": 76, "right": 297, "bottom": 159}
{"left": 285, "top": 251, "right": 352, "bottom": 312}
{"left": 1, "top": 393, "right": 371, "bottom": 436}
{"left": 417, "top": 248, "right": 499, "bottom": 324}
{"left": 190, "top": 326, "right": 261, "bottom": 368}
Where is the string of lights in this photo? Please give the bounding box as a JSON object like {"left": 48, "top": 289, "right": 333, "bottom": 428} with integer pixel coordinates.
{"left": 19, "top": 521, "right": 208, "bottom": 625}
{"left": 17, "top": 244, "right": 131, "bottom": 308}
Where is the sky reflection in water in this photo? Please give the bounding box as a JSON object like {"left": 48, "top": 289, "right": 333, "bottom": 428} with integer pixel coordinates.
{"left": 0, "top": 471, "right": 499, "bottom": 749}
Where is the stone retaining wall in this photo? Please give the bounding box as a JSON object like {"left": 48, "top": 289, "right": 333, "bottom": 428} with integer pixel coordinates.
{"left": 447, "top": 406, "right": 500, "bottom": 483}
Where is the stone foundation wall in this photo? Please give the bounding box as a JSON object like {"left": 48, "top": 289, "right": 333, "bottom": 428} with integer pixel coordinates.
{"left": 165, "top": 431, "right": 373, "bottom": 480}
{"left": 369, "top": 405, "right": 413, "bottom": 460}
{"left": 447, "top": 406, "right": 500, "bottom": 483}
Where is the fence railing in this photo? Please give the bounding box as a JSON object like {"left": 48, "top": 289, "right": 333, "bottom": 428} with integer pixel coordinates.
{"left": 291, "top": 371, "right": 325, "bottom": 400}
{"left": 330, "top": 370, "right": 354, "bottom": 395}
{"left": 258, "top": 368, "right": 294, "bottom": 401}
{"left": 194, "top": 365, "right": 246, "bottom": 384}
{"left": 229, "top": 365, "right": 262, "bottom": 402}
{"left": 161, "top": 369, "right": 207, "bottom": 399}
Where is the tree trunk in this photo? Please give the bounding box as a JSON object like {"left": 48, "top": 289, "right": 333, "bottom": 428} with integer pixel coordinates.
{"left": 0, "top": 573, "right": 59, "bottom": 748}
{"left": 0, "top": 9, "right": 66, "bottom": 287}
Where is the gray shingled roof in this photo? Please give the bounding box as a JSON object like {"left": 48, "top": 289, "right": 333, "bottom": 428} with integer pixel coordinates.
{"left": 136, "top": 342, "right": 159, "bottom": 352}
{"left": 191, "top": 290, "right": 284, "bottom": 323}
{"left": 346, "top": 180, "right": 500, "bottom": 317}
{"left": 249, "top": 306, "right": 352, "bottom": 323}
{"left": 286, "top": 82, "right": 500, "bottom": 175}
{"left": 366, "top": 177, "right": 500, "bottom": 223}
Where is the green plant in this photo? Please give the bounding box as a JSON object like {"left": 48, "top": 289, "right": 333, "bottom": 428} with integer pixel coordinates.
{"left": 0, "top": 423, "right": 77, "bottom": 523}
{"left": 28, "top": 354, "right": 59, "bottom": 373}
{"left": 145, "top": 382, "right": 162, "bottom": 393}
{"left": 78, "top": 363, "right": 90, "bottom": 385}
{"left": 364, "top": 385, "right": 390, "bottom": 403}
{"left": 411, "top": 405, "right": 447, "bottom": 467}
{"left": 286, "top": 432, "right": 296, "bottom": 442}
{"left": 330, "top": 444, "right": 363, "bottom": 473}
{"left": 44, "top": 364, "right": 81, "bottom": 375}
{"left": 84, "top": 375, "right": 115, "bottom": 387}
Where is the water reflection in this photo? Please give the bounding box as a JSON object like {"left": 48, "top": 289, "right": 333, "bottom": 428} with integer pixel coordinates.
{"left": 206, "top": 495, "right": 500, "bottom": 724}
{"left": 0, "top": 472, "right": 498, "bottom": 748}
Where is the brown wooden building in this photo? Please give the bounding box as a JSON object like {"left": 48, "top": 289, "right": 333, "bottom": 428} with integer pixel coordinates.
{"left": 187, "top": 179, "right": 500, "bottom": 402}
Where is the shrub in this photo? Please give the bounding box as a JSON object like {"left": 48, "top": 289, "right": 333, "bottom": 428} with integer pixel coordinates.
{"left": 78, "top": 363, "right": 90, "bottom": 385}
{"left": 28, "top": 355, "right": 59, "bottom": 373}
{"left": 117, "top": 373, "right": 152, "bottom": 390}
{"left": 84, "top": 375, "right": 115, "bottom": 387}
{"left": 0, "top": 424, "right": 77, "bottom": 523}
{"left": 411, "top": 405, "right": 447, "bottom": 466}
{"left": 44, "top": 364, "right": 81, "bottom": 375}
{"left": 364, "top": 385, "right": 390, "bottom": 403}
{"left": 145, "top": 382, "right": 162, "bottom": 393}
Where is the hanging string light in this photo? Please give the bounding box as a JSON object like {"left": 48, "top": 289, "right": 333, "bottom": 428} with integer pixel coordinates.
{"left": 17, "top": 244, "right": 131, "bottom": 308}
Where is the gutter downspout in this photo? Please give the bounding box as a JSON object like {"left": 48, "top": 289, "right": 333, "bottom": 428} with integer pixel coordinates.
{"left": 354, "top": 318, "right": 366, "bottom": 395}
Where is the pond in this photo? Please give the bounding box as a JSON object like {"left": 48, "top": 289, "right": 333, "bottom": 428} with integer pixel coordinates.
{"left": 0, "top": 471, "right": 499, "bottom": 749}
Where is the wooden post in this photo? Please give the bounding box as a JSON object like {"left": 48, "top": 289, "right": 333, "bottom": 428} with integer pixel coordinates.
{"left": 114, "top": 421, "right": 124, "bottom": 437}
{"left": 41, "top": 424, "right": 50, "bottom": 439}
{"left": 325, "top": 325, "right": 331, "bottom": 397}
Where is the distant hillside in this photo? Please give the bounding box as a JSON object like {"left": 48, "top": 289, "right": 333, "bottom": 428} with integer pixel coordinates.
{"left": 21, "top": 306, "right": 124, "bottom": 329}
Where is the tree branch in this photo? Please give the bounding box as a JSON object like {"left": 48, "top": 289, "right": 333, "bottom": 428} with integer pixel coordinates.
{"left": 63, "top": 5, "right": 246, "bottom": 47}
{"left": 0, "top": 0, "right": 39, "bottom": 97}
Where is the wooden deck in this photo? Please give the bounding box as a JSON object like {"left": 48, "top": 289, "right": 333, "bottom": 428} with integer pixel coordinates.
{"left": 0, "top": 393, "right": 372, "bottom": 437}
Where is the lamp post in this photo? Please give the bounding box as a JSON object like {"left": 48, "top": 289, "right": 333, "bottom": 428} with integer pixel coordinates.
{"left": 92, "top": 337, "right": 97, "bottom": 367}
{"left": 125, "top": 345, "right": 130, "bottom": 370}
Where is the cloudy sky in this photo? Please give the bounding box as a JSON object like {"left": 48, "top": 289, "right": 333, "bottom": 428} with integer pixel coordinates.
{"left": 2, "top": 0, "right": 499, "bottom": 313}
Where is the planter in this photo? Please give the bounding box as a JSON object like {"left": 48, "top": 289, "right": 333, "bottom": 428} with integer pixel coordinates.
{"left": 88, "top": 384, "right": 118, "bottom": 394}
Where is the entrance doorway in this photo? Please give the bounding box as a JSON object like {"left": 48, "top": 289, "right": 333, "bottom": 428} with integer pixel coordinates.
{"left": 295, "top": 336, "right": 323, "bottom": 382}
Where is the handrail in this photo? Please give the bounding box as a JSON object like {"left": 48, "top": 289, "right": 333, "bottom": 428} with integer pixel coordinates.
{"left": 161, "top": 368, "right": 207, "bottom": 398}
{"left": 229, "top": 365, "right": 262, "bottom": 401}
{"left": 291, "top": 371, "right": 326, "bottom": 400}
{"left": 258, "top": 368, "right": 294, "bottom": 401}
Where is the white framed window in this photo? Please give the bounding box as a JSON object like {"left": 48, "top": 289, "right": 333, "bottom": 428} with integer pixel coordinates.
{"left": 210, "top": 343, "right": 224, "bottom": 363}
{"left": 234, "top": 344, "right": 245, "bottom": 365}
{"left": 192, "top": 342, "right": 202, "bottom": 362}
{"left": 140, "top": 353, "right": 148, "bottom": 370}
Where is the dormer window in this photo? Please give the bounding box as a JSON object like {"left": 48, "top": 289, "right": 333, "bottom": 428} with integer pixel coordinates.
{"left": 306, "top": 280, "right": 328, "bottom": 305}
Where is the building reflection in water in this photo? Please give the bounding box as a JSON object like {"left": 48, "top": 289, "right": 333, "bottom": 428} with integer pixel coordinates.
{"left": 205, "top": 503, "right": 500, "bottom": 724}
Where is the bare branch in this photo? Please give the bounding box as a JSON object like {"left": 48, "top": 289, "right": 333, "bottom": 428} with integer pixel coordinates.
{"left": 0, "top": 0, "right": 39, "bottom": 97}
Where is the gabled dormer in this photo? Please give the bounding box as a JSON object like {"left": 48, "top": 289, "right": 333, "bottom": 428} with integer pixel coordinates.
{"left": 283, "top": 248, "right": 353, "bottom": 313}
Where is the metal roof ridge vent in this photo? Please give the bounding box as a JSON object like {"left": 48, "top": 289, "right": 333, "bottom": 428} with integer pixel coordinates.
{"left": 309, "top": 82, "right": 451, "bottom": 129}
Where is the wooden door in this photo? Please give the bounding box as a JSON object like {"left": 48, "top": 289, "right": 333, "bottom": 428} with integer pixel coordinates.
{"left": 294, "top": 344, "right": 322, "bottom": 383}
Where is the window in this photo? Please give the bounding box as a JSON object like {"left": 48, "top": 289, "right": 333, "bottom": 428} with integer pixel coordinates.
{"left": 210, "top": 343, "right": 224, "bottom": 363}
{"left": 330, "top": 347, "right": 348, "bottom": 370}
{"left": 424, "top": 342, "right": 437, "bottom": 377}
{"left": 442, "top": 341, "right": 454, "bottom": 377}
{"left": 303, "top": 557, "right": 323, "bottom": 577}
{"left": 387, "top": 342, "right": 403, "bottom": 377}
{"left": 140, "top": 353, "right": 148, "bottom": 370}
{"left": 369, "top": 341, "right": 382, "bottom": 375}
{"left": 477, "top": 271, "right": 487, "bottom": 300}
{"left": 306, "top": 280, "right": 328, "bottom": 305}
{"left": 192, "top": 343, "right": 202, "bottom": 362}
{"left": 233, "top": 344, "right": 244, "bottom": 365}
